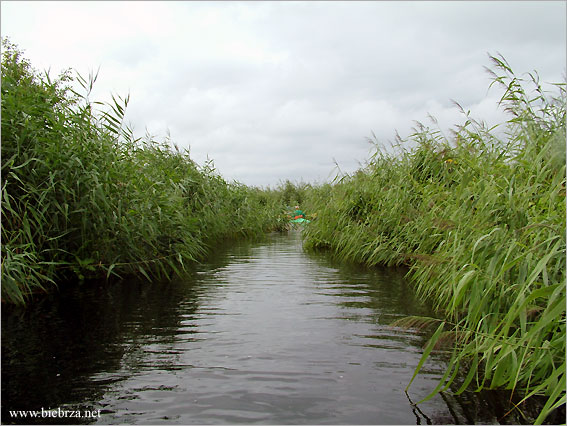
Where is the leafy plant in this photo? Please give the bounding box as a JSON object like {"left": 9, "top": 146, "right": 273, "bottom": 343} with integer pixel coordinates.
{"left": 1, "top": 39, "right": 290, "bottom": 304}
{"left": 303, "top": 54, "right": 566, "bottom": 423}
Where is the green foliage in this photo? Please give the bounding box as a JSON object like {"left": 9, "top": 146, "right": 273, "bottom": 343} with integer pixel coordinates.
{"left": 2, "top": 40, "right": 564, "bottom": 423}
{"left": 303, "top": 54, "right": 566, "bottom": 423}
{"left": 278, "top": 179, "right": 310, "bottom": 207}
{"left": 1, "top": 39, "right": 288, "bottom": 304}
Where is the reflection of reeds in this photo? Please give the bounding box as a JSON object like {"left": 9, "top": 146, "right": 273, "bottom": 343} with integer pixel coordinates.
{"left": 303, "top": 54, "right": 566, "bottom": 423}
{"left": 1, "top": 39, "right": 288, "bottom": 304}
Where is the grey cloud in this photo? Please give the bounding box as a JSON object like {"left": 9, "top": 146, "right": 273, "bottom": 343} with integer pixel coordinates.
{"left": 2, "top": 1, "right": 564, "bottom": 187}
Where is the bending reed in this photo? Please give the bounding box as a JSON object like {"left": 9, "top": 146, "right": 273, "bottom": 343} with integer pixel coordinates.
{"left": 1, "top": 39, "right": 288, "bottom": 304}
{"left": 302, "top": 54, "right": 566, "bottom": 424}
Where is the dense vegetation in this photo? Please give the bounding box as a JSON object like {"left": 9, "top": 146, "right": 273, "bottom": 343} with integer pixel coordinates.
{"left": 2, "top": 40, "right": 564, "bottom": 423}
{"left": 302, "top": 55, "right": 565, "bottom": 423}
{"left": 1, "top": 40, "right": 291, "bottom": 305}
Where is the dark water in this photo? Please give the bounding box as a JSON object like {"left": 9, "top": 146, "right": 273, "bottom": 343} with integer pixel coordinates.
{"left": 2, "top": 232, "right": 528, "bottom": 424}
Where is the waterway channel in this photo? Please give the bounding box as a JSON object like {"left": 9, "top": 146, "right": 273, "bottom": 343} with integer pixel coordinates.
{"left": 2, "top": 231, "right": 522, "bottom": 424}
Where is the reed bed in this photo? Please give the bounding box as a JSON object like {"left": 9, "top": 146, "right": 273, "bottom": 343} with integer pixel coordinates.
{"left": 2, "top": 40, "right": 564, "bottom": 422}
{"left": 1, "top": 40, "right": 288, "bottom": 305}
{"left": 303, "top": 55, "right": 565, "bottom": 423}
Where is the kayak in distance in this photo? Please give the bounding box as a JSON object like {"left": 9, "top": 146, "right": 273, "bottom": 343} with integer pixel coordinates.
{"left": 290, "top": 218, "right": 311, "bottom": 224}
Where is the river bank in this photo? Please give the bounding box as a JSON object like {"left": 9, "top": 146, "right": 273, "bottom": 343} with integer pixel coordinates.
{"left": 301, "top": 56, "right": 566, "bottom": 424}
{"left": 2, "top": 41, "right": 564, "bottom": 423}
{"left": 1, "top": 40, "right": 291, "bottom": 305}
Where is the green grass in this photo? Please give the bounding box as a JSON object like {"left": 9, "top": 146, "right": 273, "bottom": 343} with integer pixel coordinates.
{"left": 1, "top": 39, "right": 289, "bottom": 304}
{"left": 302, "top": 54, "right": 565, "bottom": 423}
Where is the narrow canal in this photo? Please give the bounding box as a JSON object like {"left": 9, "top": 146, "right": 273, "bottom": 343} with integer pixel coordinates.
{"left": 2, "top": 231, "right": 512, "bottom": 424}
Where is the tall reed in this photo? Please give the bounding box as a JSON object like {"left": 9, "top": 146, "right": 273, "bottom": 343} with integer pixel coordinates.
{"left": 303, "top": 54, "right": 565, "bottom": 423}
{"left": 1, "top": 39, "right": 288, "bottom": 304}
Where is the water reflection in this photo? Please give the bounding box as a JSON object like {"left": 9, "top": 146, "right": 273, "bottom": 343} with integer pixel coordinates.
{"left": 1, "top": 242, "right": 240, "bottom": 425}
{"left": 1, "top": 231, "right": 540, "bottom": 424}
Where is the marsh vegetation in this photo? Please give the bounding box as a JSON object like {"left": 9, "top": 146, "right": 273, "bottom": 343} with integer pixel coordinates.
{"left": 1, "top": 40, "right": 564, "bottom": 423}
{"left": 1, "top": 40, "right": 292, "bottom": 305}
{"left": 302, "top": 55, "right": 566, "bottom": 423}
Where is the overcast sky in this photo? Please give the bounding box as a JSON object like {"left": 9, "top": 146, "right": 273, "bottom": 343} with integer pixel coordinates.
{"left": 2, "top": 1, "right": 565, "bottom": 187}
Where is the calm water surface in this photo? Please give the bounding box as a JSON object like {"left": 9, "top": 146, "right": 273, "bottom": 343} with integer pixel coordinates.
{"left": 3, "top": 231, "right": 514, "bottom": 424}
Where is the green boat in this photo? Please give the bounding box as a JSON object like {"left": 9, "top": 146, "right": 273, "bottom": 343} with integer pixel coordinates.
{"left": 290, "top": 218, "right": 311, "bottom": 224}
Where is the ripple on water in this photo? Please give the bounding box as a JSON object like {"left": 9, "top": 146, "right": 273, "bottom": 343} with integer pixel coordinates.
{"left": 2, "top": 232, "right": 522, "bottom": 425}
